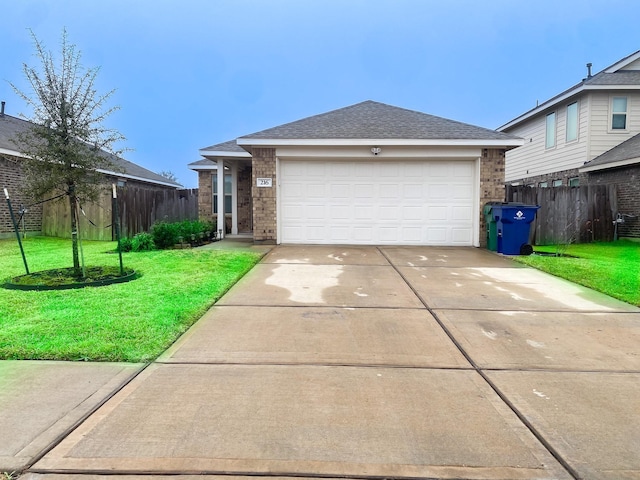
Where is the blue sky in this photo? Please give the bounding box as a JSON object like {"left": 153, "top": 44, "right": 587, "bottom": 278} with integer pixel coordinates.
{"left": 2, "top": 0, "right": 639, "bottom": 187}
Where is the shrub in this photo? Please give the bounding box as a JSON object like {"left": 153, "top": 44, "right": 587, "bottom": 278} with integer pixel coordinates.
{"left": 131, "top": 232, "right": 156, "bottom": 252}
{"left": 149, "top": 219, "right": 218, "bottom": 249}
{"left": 117, "top": 236, "right": 133, "bottom": 252}
{"left": 152, "top": 221, "right": 180, "bottom": 249}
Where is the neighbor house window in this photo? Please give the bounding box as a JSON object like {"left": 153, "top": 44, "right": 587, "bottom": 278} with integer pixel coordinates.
{"left": 539, "top": 181, "right": 548, "bottom": 188}
{"left": 212, "top": 172, "right": 232, "bottom": 214}
{"left": 612, "top": 97, "right": 628, "bottom": 130}
{"left": 545, "top": 112, "right": 556, "bottom": 148}
{"left": 552, "top": 179, "right": 563, "bottom": 187}
{"left": 566, "top": 102, "right": 578, "bottom": 142}
{"left": 569, "top": 177, "right": 580, "bottom": 187}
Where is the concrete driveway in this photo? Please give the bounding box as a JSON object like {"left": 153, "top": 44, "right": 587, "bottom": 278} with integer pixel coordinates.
{"left": 14, "top": 246, "right": 640, "bottom": 479}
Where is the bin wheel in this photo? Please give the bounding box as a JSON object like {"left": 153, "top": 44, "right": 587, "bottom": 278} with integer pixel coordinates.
{"left": 519, "top": 244, "right": 534, "bottom": 256}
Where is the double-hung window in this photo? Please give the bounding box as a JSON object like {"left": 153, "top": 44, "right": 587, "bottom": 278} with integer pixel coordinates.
{"left": 213, "top": 172, "right": 232, "bottom": 214}
{"left": 612, "top": 97, "right": 628, "bottom": 130}
{"left": 566, "top": 102, "right": 578, "bottom": 142}
{"left": 545, "top": 112, "right": 556, "bottom": 148}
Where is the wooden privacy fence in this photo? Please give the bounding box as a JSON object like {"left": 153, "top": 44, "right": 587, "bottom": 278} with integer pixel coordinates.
{"left": 42, "top": 186, "right": 199, "bottom": 240}
{"left": 505, "top": 185, "right": 616, "bottom": 244}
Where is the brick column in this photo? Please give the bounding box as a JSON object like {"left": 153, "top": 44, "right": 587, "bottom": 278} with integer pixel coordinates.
{"left": 479, "top": 148, "right": 506, "bottom": 248}
{"left": 252, "top": 148, "right": 277, "bottom": 244}
{"left": 197, "top": 171, "right": 214, "bottom": 223}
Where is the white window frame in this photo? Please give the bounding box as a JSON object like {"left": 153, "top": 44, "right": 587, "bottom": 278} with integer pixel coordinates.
{"left": 611, "top": 96, "right": 628, "bottom": 131}
{"left": 552, "top": 179, "right": 563, "bottom": 187}
{"left": 566, "top": 102, "right": 579, "bottom": 142}
{"left": 545, "top": 112, "right": 556, "bottom": 148}
{"left": 568, "top": 177, "right": 579, "bottom": 187}
{"left": 539, "top": 181, "right": 548, "bottom": 188}
{"left": 212, "top": 172, "right": 232, "bottom": 215}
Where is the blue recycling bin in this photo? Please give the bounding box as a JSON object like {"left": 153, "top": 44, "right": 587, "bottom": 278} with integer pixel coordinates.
{"left": 492, "top": 204, "right": 540, "bottom": 255}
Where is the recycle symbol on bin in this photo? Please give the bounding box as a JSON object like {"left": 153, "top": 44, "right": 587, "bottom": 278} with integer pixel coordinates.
{"left": 516, "top": 210, "right": 524, "bottom": 219}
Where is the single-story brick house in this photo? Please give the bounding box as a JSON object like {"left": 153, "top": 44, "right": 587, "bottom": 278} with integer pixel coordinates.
{"left": 189, "top": 101, "right": 523, "bottom": 246}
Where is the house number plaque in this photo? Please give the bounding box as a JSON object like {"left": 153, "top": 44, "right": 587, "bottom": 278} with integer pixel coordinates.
{"left": 256, "top": 178, "right": 273, "bottom": 187}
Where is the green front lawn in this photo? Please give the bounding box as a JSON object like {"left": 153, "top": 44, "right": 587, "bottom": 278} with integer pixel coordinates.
{"left": 0, "top": 237, "right": 263, "bottom": 362}
{"left": 514, "top": 241, "right": 640, "bottom": 306}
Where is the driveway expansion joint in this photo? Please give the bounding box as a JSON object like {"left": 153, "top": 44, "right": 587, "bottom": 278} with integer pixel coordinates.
{"left": 377, "top": 247, "right": 581, "bottom": 480}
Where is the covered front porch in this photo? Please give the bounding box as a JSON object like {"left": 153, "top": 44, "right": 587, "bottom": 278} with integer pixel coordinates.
{"left": 189, "top": 140, "right": 253, "bottom": 239}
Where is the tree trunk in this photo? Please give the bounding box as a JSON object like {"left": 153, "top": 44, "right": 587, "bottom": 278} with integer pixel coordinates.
{"left": 69, "top": 185, "right": 81, "bottom": 276}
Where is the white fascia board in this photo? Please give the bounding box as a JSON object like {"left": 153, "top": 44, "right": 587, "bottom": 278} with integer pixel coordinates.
{"left": 188, "top": 164, "right": 218, "bottom": 171}
{"left": 0, "top": 147, "right": 27, "bottom": 158}
{"left": 579, "top": 157, "right": 640, "bottom": 173}
{"left": 199, "top": 149, "right": 251, "bottom": 158}
{"left": 237, "top": 138, "right": 524, "bottom": 148}
{"left": 604, "top": 50, "right": 640, "bottom": 73}
{"left": 96, "top": 168, "right": 182, "bottom": 188}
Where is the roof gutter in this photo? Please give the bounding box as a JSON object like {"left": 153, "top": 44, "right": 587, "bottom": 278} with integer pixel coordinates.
{"left": 498, "top": 83, "right": 640, "bottom": 131}
{"left": 579, "top": 157, "right": 640, "bottom": 173}
{"left": 236, "top": 138, "right": 524, "bottom": 148}
{"left": 96, "top": 168, "right": 182, "bottom": 188}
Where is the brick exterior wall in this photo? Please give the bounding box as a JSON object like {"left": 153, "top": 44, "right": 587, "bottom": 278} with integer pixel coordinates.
{"left": 198, "top": 171, "right": 214, "bottom": 224}
{"left": 237, "top": 165, "right": 252, "bottom": 233}
{"left": 197, "top": 167, "right": 252, "bottom": 234}
{"left": 479, "top": 148, "right": 507, "bottom": 248}
{"left": 251, "top": 148, "right": 277, "bottom": 244}
{"left": 583, "top": 165, "right": 640, "bottom": 238}
{"left": 0, "top": 154, "right": 43, "bottom": 238}
{"left": 509, "top": 168, "right": 581, "bottom": 187}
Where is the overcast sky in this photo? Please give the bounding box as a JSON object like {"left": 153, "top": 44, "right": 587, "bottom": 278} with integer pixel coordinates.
{"left": 2, "top": 0, "right": 639, "bottom": 187}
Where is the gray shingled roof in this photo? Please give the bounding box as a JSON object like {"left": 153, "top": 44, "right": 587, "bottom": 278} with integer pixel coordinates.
{"left": 582, "top": 133, "right": 640, "bottom": 170}
{"left": 239, "top": 101, "right": 521, "bottom": 141}
{"left": 585, "top": 70, "right": 640, "bottom": 86}
{"left": 0, "top": 112, "right": 180, "bottom": 187}
{"left": 200, "top": 139, "right": 248, "bottom": 153}
{"left": 188, "top": 158, "right": 217, "bottom": 167}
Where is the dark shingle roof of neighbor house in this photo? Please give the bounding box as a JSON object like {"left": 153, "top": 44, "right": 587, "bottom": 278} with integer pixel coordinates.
{"left": 581, "top": 132, "right": 640, "bottom": 171}
{"left": 238, "top": 101, "right": 521, "bottom": 141}
{"left": 0, "top": 112, "right": 180, "bottom": 187}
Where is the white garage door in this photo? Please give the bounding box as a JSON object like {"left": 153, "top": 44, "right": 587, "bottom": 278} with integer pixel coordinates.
{"left": 279, "top": 159, "right": 477, "bottom": 245}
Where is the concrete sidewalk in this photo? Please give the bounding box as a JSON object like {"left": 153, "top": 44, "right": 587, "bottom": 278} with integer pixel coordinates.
{"left": 5, "top": 246, "right": 640, "bottom": 479}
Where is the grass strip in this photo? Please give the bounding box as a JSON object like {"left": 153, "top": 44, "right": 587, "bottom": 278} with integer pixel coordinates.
{"left": 514, "top": 241, "right": 640, "bottom": 306}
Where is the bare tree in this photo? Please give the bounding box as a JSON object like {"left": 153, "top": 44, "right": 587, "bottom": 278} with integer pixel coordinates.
{"left": 10, "top": 29, "right": 125, "bottom": 275}
{"left": 159, "top": 170, "right": 178, "bottom": 182}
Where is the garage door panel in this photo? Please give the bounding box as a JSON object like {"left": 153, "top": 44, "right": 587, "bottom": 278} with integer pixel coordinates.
{"left": 280, "top": 159, "right": 476, "bottom": 245}
{"left": 452, "top": 205, "right": 473, "bottom": 221}
{"left": 402, "top": 206, "right": 423, "bottom": 221}
{"left": 354, "top": 205, "right": 375, "bottom": 221}
{"left": 426, "top": 228, "right": 448, "bottom": 243}
{"left": 354, "top": 184, "right": 375, "bottom": 198}
{"left": 306, "top": 205, "right": 325, "bottom": 220}
{"left": 452, "top": 228, "right": 473, "bottom": 244}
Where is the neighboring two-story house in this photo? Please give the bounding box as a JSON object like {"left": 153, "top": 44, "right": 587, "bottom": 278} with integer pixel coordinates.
{"left": 497, "top": 50, "right": 640, "bottom": 237}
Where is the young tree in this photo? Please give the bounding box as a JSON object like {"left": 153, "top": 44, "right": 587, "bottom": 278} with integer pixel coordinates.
{"left": 11, "top": 29, "right": 125, "bottom": 275}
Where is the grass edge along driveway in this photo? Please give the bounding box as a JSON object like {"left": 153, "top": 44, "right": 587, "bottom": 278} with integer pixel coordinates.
{"left": 0, "top": 237, "right": 263, "bottom": 362}
{"left": 514, "top": 240, "right": 640, "bottom": 307}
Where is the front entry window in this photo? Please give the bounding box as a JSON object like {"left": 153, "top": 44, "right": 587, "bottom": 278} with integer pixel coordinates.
{"left": 213, "top": 173, "right": 232, "bottom": 214}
